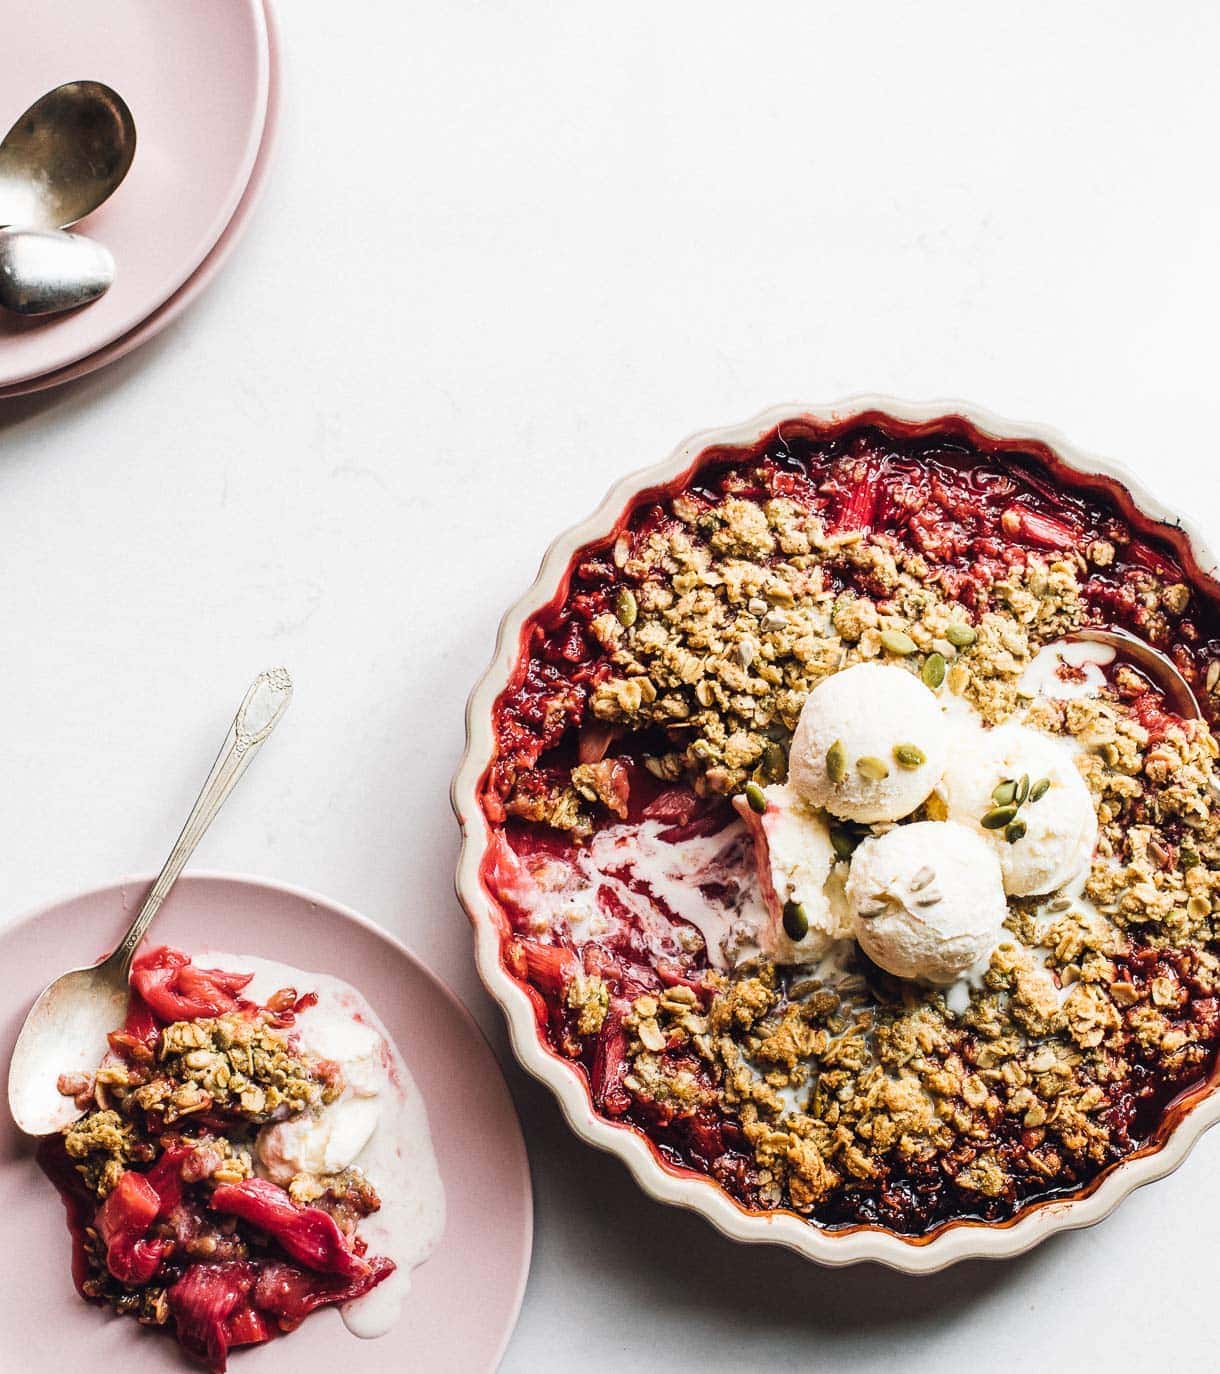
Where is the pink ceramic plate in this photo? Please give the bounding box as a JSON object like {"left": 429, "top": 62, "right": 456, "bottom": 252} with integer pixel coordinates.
{"left": 0, "top": 0, "right": 280, "bottom": 400}
{"left": 0, "top": 0, "right": 281, "bottom": 400}
{"left": 0, "top": 874, "right": 531, "bottom": 1372}
{"left": 0, "top": 0, "right": 270, "bottom": 388}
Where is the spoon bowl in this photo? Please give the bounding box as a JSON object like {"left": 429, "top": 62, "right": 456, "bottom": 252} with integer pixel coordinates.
{"left": 1071, "top": 625, "right": 1202, "bottom": 720}
{"left": 0, "top": 226, "right": 114, "bottom": 314}
{"left": 0, "top": 80, "right": 136, "bottom": 230}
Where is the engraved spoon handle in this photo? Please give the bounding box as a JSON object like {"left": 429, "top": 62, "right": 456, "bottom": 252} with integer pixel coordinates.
{"left": 106, "top": 669, "right": 294, "bottom": 977}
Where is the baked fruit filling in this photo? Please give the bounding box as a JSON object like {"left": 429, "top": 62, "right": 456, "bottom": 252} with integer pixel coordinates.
{"left": 38, "top": 947, "right": 393, "bottom": 1372}
{"left": 481, "top": 416, "right": 1220, "bottom": 1234}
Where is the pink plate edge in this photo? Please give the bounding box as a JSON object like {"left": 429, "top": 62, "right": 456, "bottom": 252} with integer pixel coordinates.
{"left": 0, "top": 0, "right": 281, "bottom": 399}
{"left": 451, "top": 393, "right": 1220, "bottom": 1275}
{"left": 3, "top": 866, "right": 533, "bottom": 1370}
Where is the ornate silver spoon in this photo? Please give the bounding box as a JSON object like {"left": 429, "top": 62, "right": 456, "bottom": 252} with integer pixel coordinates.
{"left": 6, "top": 669, "right": 292, "bottom": 1136}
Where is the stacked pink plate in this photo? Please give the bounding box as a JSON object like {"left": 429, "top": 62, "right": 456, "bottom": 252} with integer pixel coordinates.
{"left": 0, "top": 0, "right": 280, "bottom": 397}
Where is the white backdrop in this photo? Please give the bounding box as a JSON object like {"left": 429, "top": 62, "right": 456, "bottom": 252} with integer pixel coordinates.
{"left": 2, "top": 3, "right": 1218, "bottom": 1370}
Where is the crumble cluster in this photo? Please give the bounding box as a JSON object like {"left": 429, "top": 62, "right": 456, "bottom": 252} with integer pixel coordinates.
{"left": 59, "top": 1006, "right": 374, "bottom": 1319}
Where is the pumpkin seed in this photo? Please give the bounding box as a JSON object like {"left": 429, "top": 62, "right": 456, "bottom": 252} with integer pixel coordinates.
{"left": 829, "top": 826, "right": 859, "bottom": 860}
{"left": 880, "top": 629, "right": 917, "bottom": 656}
{"left": 946, "top": 623, "right": 977, "bottom": 648}
{"left": 981, "top": 803, "right": 1018, "bottom": 830}
{"left": 922, "top": 652, "right": 946, "bottom": 689}
{"left": 761, "top": 739, "right": 787, "bottom": 782}
{"left": 744, "top": 782, "right": 767, "bottom": 814}
{"left": 782, "top": 901, "right": 810, "bottom": 942}
{"left": 1015, "top": 773, "right": 1030, "bottom": 805}
{"left": 991, "top": 779, "right": 1017, "bottom": 807}
{"left": 1005, "top": 819, "right": 1027, "bottom": 844}
{"left": 615, "top": 587, "right": 638, "bottom": 627}
{"left": 1028, "top": 777, "right": 1051, "bottom": 803}
{"left": 893, "top": 743, "right": 926, "bottom": 769}
{"left": 826, "top": 739, "right": 847, "bottom": 783}
{"left": 856, "top": 755, "right": 890, "bottom": 781}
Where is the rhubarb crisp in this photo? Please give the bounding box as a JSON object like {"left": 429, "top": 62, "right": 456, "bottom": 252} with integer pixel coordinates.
{"left": 480, "top": 414, "right": 1220, "bottom": 1235}
{"left": 38, "top": 945, "right": 444, "bottom": 1371}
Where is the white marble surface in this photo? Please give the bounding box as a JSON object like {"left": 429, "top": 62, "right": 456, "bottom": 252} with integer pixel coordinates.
{"left": 3, "top": 2, "right": 1219, "bottom": 1370}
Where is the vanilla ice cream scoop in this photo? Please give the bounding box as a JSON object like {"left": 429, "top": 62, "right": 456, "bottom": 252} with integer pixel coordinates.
{"left": 788, "top": 662, "right": 948, "bottom": 823}
{"left": 732, "top": 783, "right": 852, "bottom": 962}
{"left": 943, "top": 721, "right": 1097, "bottom": 897}
{"left": 846, "top": 821, "right": 1008, "bottom": 984}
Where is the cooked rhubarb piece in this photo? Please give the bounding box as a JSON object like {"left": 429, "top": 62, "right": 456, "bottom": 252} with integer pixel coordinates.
{"left": 168, "top": 1261, "right": 262, "bottom": 1372}
{"left": 252, "top": 1256, "right": 396, "bottom": 1330}
{"left": 95, "top": 1169, "right": 169, "bottom": 1283}
{"left": 209, "top": 1178, "right": 374, "bottom": 1280}
{"left": 130, "top": 945, "right": 253, "bottom": 1021}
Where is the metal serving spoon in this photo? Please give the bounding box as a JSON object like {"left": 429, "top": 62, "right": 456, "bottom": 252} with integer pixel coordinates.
{"left": 0, "top": 81, "right": 136, "bottom": 231}
{"left": 1071, "top": 625, "right": 1202, "bottom": 720}
{"left": 6, "top": 669, "right": 293, "bottom": 1137}
{"left": 0, "top": 82, "right": 135, "bottom": 316}
{"left": 0, "top": 226, "right": 114, "bottom": 314}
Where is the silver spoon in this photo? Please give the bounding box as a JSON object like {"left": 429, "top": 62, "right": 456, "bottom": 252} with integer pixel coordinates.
{"left": 0, "top": 226, "right": 114, "bottom": 314}
{"left": 0, "top": 81, "right": 136, "bottom": 231}
{"left": 1071, "top": 625, "right": 1202, "bottom": 720}
{"left": 6, "top": 669, "right": 293, "bottom": 1137}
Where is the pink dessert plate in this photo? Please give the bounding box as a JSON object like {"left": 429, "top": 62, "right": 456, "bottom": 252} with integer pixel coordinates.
{"left": 0, "top": 0, "right": 281, "bottom": 400}
{"left": 0, "top": 873, "right": 532, "bottom": 1373}
{"left": 0, "top": 0, "right": 270, "bottom": 390}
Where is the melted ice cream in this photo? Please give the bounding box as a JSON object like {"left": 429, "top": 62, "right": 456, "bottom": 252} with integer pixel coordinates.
{"left": 1018, "top": 639, "right": 1116, "bottom": 701}
{"left": 198, "top": 951, "right": 446, "bottom": 1339}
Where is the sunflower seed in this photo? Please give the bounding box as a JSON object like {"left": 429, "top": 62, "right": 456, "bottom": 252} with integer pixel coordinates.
{"left": 910, "top": 866, "right": 935, "bottom": 891}
{"left": 1045, "top": 896, "right": 1072, "bottom": 912}
{"left": 914, "top": 891, "right": 943, "bottom": 906}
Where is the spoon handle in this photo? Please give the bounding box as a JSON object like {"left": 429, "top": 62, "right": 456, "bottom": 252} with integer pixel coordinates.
{"left": 108, "top": 669, "right": 294, "bottom": 977}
